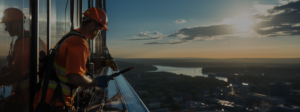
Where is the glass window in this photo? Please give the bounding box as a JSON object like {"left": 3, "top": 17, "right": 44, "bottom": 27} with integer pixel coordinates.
{"left": 0, "top": 0, "right": 31, "bottom": 111}
{"left": 93, "top": 0, "right": 96, "bottom": 7}
{"left": 39, "top": 0, "right": 47, "bottom": 45}
{"left": 38, "top": 0, "right": 48, "bottom": 84}
{"left": 51, "top": 0, "right": 71, "bottom": 48}
{"left": 73, "top": 0, "right": 79, "bottom": 29}
{"left": 82, "top": 0, "right": 89, "bottom": 13}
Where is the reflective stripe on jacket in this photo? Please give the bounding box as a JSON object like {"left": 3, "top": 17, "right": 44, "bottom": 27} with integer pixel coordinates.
{"left": 53, "top": 61, "right": 68, "bottom": 83}
{"left": 41, "top": 80, "right": 78, "bottom": 96}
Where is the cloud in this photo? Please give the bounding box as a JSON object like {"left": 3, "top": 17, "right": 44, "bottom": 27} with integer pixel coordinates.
{"left": 141, "top": 24, "right": 236, "bottom": 45}
{"left": 127, "top": 31, "right": 164, "bottom": 40}
{"left": 174, "top": 19, "right": 186, "bottom": 24}
{"left": 252, "top": 0, "right": 300, "bottom": 36}
{"left": 278, "top": 0, "right": 298, "bottom": 5}
{"left": 144, "top": 41, "right": 187, "bottom": 45}
{"left": 252, "top": 4, "right": 276, "bottom": 16}
{"left": 22, "top": 8, "right": 29, "bottom": 17}
{"left": 127, "top": 24, "right": 236, "bottom": 44}
{"left": 127, "top": 37, "right": 162, "bottom": 41}
{"left": 167, "top": 24, "right": 235, "bottom": 40}
{"left": 129, "top": 0, "right": 300, "bottom": 45}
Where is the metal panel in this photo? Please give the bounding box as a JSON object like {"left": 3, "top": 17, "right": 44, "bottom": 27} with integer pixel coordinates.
{"left": 47, "top": 0, "right": 51, "bottom": 53}
{"left": 29, "top": 0, "right": 39, "bottom": 111}
{"left": 70, "top": 0, "right": 74, "bottom": 30}
{"left": 78, "top": 0, "right": 82, "bottom": 25}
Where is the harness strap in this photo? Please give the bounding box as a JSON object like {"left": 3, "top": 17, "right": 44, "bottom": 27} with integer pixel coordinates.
{"left": 37, "top": 49, "right": 57, "bottom": 112}
{"left": 49, "top": 83, "right": 70, "bottom": 112}
{"left": 36, "top": 30, "right": 87, "bottom": 112}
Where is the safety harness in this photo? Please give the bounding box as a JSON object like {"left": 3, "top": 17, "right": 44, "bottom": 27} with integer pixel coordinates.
{"left": 36, "top": 30, "right": 87, "bottom": 112}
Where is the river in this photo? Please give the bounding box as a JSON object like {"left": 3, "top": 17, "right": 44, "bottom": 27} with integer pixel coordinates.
{"left": 149, "top": 65, "right": 228, "bottom": 82}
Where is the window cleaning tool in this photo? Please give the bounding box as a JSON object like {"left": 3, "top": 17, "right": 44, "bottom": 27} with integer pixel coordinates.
{"left": 110, "top": 66, "right": 135, "bottom": 78}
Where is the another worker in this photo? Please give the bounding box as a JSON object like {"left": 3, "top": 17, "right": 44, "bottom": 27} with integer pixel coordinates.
{"left": 0, "top": 8, "right": 47, "bottom": 112}
{"left": 33, "top": 7, "right": 117, "bottom": 112}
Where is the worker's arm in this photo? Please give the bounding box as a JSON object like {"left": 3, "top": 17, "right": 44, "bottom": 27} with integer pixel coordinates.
{"left": 67, "top": 73, "right": 113, "bottom": 88}
{"left": 67, "top": 73, "right": 98, "bottom": 87}
{"left": 65, "top": 38, "right": 114, "bottom": 87}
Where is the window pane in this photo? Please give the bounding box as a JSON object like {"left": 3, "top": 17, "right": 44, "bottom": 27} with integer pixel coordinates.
{"left": 82, "top": 0, "right": 88, "bottom": 13}
{"left": 93, "top": 0, "right": 96, "bottom": 7}
{"left": 73, "top": 0, "right": 78, "bottom": 29}
{"left": 51, "top": 0, "right": 71, "bottom": 48}
{"left": 0, "top": 0, "right": 31, "bottom": 111}
{"left": 38, "top": 0, "right": 48, "bottom": 83}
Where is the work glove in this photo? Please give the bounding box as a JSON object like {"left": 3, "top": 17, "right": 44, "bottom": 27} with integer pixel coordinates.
{"left": 95, "top": 75, "right": 114, "bottom": 88}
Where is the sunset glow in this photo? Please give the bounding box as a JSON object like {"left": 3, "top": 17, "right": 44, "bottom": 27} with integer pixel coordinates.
{"left": 222, "top": 15, "right": 255, "bottom": 32}
{"left": 106, "top": 0, "right": 300, "bottom": 59}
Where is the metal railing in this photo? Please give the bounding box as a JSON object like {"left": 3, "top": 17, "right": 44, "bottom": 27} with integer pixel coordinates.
{"left": 84, "top": 67, "right": 149, "bottom": 112}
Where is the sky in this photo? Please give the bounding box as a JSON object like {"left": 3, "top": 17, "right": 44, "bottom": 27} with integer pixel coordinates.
{"left": 105, "top": 0, "right": 300, "bottom": 58}
{"left": 0, "top": 0, "right": 299, "bottom": 58}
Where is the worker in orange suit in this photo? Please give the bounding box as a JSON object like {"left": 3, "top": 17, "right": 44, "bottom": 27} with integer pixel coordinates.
{"left": 0, "top": 8, "right": 47, "bottom": 112}
{"left": 33, "top": 7, "right": 118, "bottom": 112}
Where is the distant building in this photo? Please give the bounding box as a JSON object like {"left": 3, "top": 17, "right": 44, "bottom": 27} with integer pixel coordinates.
{"left": 203, "top": 89, "right": 209, "bottom": 94}
{"left": 138, "top": 91, "right": 148, "bottom": 95}
{"left": 183, "top": 94, "right": 193, "bottom": 102}
{"left": 247, "top": 93, "right": 284, "bottom": 105}
{"left": 214, "top": 87, "right": 234, "bottom": 96}
{"left": 210, "top": 98, "right": 247, "bottom": 112}
{"left": 150, "top": 108, "right": 171, "bottom": 112}
{"left": 147, "top": 102, "right": 161, "bottom": 109}
{"left": 183, "top": 101, "right": 206, "bottom": 110}
{"left": 269, "top": 81, "right": 292, "bottom": 96}
{"left": 173, "top": 97, "right": 183, "bottom": 103}
{"left": 241, "top": 83, "right": 249, "bottom": 90}
{"left": 149, "top": 98, "right": 160, "bottom": 103}
{"left": 210, "top": 99, "right": 234, "bottom": 107}
{"left": 235, "top": 76, "right": 239, "bottom": 82}
{"left": 214, "top": 87, "right": 222, "bottom": 96}
{"left": 160, "top": 96, "right": 166, "bottom": 100}
{"left": 175, "top": 92, "right": 184, "bottom": 97}
{"left": 197, "top": 110, "right": 229, "bottom": 112}
{"left": 147, "top": 98, "right": 161, "bottom": 109}
{"left": 240, "top": 83, "right": 249, "bottom": 95}
{"left": 208, "top": 73, "right": 216, "bottom": 79}
{"left": 195, "top": 94, "right": 210, "bottom": 102}
{"left": 230, "top": 84, "right": 240, "bottom": 93}
{"left": 292, "top": 90, "right": 300, "bottom": 96}
{"left": 271, "top": 104, "right": 300, "bottom": 112}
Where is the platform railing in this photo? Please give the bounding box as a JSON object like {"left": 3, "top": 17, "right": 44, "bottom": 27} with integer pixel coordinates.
{"left": 84, "top": 67, "right": 149, "bottom": 112}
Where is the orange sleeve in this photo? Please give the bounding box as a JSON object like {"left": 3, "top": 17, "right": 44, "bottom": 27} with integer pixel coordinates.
{"left": 65, "top": 37, "right": 89, "bottom": 76}
{"left": 12, "top": 38, "right": 30, "bottom": 75}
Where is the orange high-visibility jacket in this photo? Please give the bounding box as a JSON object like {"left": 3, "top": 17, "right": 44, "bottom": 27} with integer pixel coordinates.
{"left": 33, "top": 29, "right": 90, "bottom": 108}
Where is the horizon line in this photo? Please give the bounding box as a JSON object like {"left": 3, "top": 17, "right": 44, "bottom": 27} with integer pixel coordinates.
{"left": 114, "top": 57, "right": 300, "bottom": 59}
